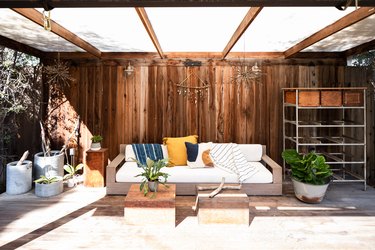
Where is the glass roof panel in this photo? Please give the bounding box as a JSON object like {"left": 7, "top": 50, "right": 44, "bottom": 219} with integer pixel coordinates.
{"left": 146, "top": 7, "right": 250, "bottom": 52}
{"left": 40, "top": 8, "right": 157, "bottom": 52}
{"left": 232, "top": 7, "right": 355, "bottom": 52}
{"left": 0, "top": 9, "right": 84, "bottom": 52}
{"left": 303, "top": 14, "right": 375, "bottom": 52}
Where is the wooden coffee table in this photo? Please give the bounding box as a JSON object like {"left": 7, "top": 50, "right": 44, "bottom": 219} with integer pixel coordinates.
{"left": 196, "top": 187, "right": 249, "bottom": 225}
{"left": 124, "top": 184, "right": 176, "bottom": 226}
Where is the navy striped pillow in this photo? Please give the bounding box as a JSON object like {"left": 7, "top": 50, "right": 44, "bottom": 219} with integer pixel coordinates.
{"left": 131, "top": 144, "right": 164, "bottom": 166}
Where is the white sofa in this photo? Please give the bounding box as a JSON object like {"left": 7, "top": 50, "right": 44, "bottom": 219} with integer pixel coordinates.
{"left": 106, "top": 144, "right": 282, "bottom": 195}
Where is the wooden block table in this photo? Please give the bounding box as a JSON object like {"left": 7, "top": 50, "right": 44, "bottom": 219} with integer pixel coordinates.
{"left": 84, "top": 148, "right": 108, "bottom": 187}
{"left": 124, "top": 184, "right": 176, "bottom": 226}
{"left": 197, "top": 188, "right": 249, "bottom": 225}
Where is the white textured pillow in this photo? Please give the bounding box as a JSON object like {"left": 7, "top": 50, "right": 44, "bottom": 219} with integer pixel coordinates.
{"left": 125, "top": 144, "right": 168, "bottom": 162}
{"left": 238, "top": 144, "right": 263, "bottom": 162}
{"left": 187, "top": 142, "right": 213, "bottom": 168}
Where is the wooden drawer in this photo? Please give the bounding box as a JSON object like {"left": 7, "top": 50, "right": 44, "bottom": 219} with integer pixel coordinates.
{"left": 343, "top": 90, "right": 363, "bottom": 106}
{"left": 299, "top": 91, "right": 320, "bottom": 107}
{"left": 321, "top": 91, "right": 342, "bottom": 107}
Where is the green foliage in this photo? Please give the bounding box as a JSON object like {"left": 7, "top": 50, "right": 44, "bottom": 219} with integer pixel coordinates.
{"left": 133, "top": 157, "right": 169, "bottom": 196}
{"left": 34, "top": 175, "right": 62, "bottom": 184}
{"left": 91, "top": 135, "right": 103, "bottom": 143}
{"left": 63, "top": 163, "right": 84, "bottom": 180}
{"left": 282, "top": 149, "right": 333, "bottom": 185}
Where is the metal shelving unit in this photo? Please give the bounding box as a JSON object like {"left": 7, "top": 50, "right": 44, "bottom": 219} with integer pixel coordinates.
{"left": 282, "top": 87, "right": 367, "bottom": 190}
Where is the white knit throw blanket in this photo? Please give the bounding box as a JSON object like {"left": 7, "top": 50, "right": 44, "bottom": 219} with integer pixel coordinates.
{"left": 210, "top": 143, "right": 259, "bottom": 183}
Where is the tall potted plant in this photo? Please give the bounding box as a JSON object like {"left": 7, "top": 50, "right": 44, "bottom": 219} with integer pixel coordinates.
{"left": 134, "top": 158, "right": 169, "bottom": 196}
{"left": 34, "top": 122, "right": 64, "bottom": 180}
{"left": 282, "top": 149, "right": 333, "bottom": 203}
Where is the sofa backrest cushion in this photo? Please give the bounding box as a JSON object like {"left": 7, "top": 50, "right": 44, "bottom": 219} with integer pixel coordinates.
{"left": 125, "top": 144, "right": 169, "bottom": 162}
{"left": 237, "top": 144, "right": 263, "bottom": 162}
{"left": 163, "top": 135, "right": 198, "bottom": 166}
{"left": 186, "top": 142, "right": 214, "bottom": 168}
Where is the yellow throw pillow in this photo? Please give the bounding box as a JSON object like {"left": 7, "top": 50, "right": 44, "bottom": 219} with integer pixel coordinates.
{"left": 163, "top": 135, "right": 198, "bottom": 166}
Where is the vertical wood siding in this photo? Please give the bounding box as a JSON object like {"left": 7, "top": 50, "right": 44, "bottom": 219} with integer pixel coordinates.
{"left": 55, "top": 61, "right": 373, "bottom": 184}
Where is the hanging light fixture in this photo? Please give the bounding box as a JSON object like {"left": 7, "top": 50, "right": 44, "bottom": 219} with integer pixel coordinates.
{"left": 232, "top": 34, "right": 265, "bottom": 86}
{"left": 124, "top": 62, "right": 134, "bottom": 76}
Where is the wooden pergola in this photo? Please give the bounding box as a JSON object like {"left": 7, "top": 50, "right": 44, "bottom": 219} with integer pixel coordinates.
{"left": 0, "top": 1, "right": 374, "bottom": 61}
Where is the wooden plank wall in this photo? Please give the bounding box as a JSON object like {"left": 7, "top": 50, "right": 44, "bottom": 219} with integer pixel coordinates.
{"left": 53, "top": 60, "right": 373, "bottom": 184}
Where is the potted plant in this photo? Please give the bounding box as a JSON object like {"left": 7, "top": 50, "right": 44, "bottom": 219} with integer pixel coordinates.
{"left": 282, "top": 149, "right": 333, "bottom": 203}
{"left": 34, "top": 175, "right": 63, "bottom": 197}
{"left": 63, "top": 163, "right": 84, "bottom": 187}
{"left": 34, "top": 122, "right": 64, "bottom": 180}
{"left": 90, "top": 135, "right": 103, "bottom": 151}
{"left": 134, "top": 157, "right": 169, "bottom": 196}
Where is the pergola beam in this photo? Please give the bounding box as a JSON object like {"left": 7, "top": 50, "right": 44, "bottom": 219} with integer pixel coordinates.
{"left": 344, "top": 39, "right": 375, "bottom": 57}
{"left": 222, "top": 7, "right": 262, "bottom": 59}
{"left": 1, "top": 0, "right": 375, "bottom": 8}
{"left": 46, "top": 51, "right": 343, "bottom": 60}
{"left": 12, "top": 8, "right": 102, "bottom": 58}
{"left": 284, "top": 7, "right": 375, "bottom": 58}
{"left": 0, "top": 35, "right": 46, "bottom": 58}
{"left": 135, "top": 7, "right": 164, "bottom": 59}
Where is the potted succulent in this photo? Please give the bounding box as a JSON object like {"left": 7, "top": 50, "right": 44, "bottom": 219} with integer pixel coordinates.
{"left": 34, "top": 175, "right": 63, "bottom": 197}
{"left": 63, "top": 163, "right": 84, "bottom": 187}
{"left": 134, "top": 157, "right": 169, "bottom": 196}
{"left": 282, "top": 149, "right": 333, "bottom": 203}
{"left": 90, "top": 135, "right": 103, "bottom": 151}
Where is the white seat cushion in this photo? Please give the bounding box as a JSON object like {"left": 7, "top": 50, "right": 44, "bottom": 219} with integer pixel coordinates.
{"left": 116, "top": 161, "right": 272, "bottom": 184}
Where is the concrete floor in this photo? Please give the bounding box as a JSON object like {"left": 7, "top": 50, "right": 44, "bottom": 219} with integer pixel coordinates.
{"left": 0, "top": 182, "right": 375, "bottom": 250}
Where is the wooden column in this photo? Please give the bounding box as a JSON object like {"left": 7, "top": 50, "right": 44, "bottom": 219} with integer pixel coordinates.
{"left": 84, "top": 148, "right": 108, "bottom": 187}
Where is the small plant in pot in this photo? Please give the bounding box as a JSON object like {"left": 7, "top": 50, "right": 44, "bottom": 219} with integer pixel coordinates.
{"left": 282, "top": 149, "right": 333, "bottom": 203}
{"left": 34, "top": 175, "right": 63, "bottom": 197}
{"left": 63, "top": 163, "right": 84, "bottom": 187}
{"left": 90, "top": 135, "right": 103, "bottom": 151}
{"left": 133, "top": 157, "right": 169, "bottom": 196}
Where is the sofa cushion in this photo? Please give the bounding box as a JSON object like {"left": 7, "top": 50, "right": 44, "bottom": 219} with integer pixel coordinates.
{"left": 125, "top": 145, "right": 168, "bottom": 162}
{"left": 116, "top": 161, "right": 272, "bottom": 183}
{"left": 237, "top": 144, "right": 263, "bottom": 162}
{"left": 185, "top": 142, "right": 214, "bottom": 168}
{"left": 131, "top": 144, "right": 164, "bottom": 166}
{"left": 163, "top": 135, "right": 198, "bottom": 166}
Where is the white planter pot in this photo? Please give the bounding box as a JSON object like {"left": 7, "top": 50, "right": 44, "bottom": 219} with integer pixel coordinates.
{"left": 292, "top": 178, "right": 329, "bottom": 203}
{"left": 6, "top": 160, "right": 32, "bottom": 195}
{"left": 90, "top": 142, "right": 101, "bottom": 151}
{"left": 35, "top": 178, "right": 63, "bottom": 197}
{"left": 33, "top": 151, "right": 64, "bottom": 180}
{"left": 67, "top": 178, "right": 75, "bottom": 188}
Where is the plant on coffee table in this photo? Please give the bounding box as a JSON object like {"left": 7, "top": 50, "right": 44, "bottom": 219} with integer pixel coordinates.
{"left": 134, "top": 157, "right": 169, "bottom": 196}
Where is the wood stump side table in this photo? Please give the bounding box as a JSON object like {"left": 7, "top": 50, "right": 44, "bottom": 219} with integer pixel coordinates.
{"left": 84, "top": 148, "right": 108, "bottom": 187}
{"left": 197, "top": 188, "right": 249, "bottom": 225}
{"left": 124, "top": 184, "right": 176, "bottom": 226}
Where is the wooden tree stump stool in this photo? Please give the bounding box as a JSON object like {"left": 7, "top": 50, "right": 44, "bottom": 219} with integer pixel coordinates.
{"left": 124, "top": 184, "right": 176, "bottom": 226}
{"left": 196, "top": 187, "right": 249, "bottom": 225}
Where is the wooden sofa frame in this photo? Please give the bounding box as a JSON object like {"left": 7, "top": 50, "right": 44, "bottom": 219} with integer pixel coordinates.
{"left": 106, "top": 144, "right": 282, "bottom": 195}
